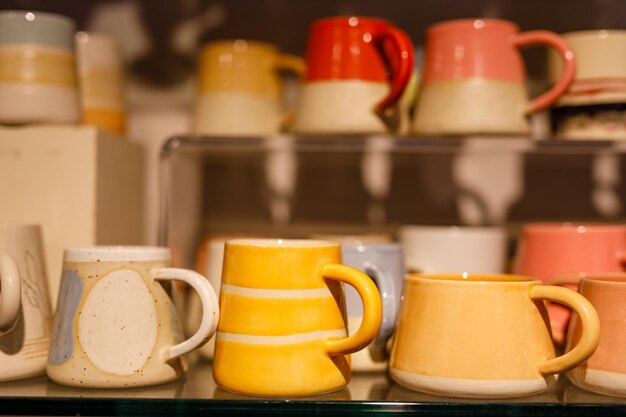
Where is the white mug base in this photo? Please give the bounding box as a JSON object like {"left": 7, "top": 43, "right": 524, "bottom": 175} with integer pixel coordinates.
{"left": 0, "top": 83, "right": 80, "bottom": 124}
{"left": 390, "top": 367, "right": 556, "bottom": 399}
{"left": 292, "top": 81, "right": 389, "bottom": 135}
{"left": 193, "top": 92, "right": 282, "bottom": 136}
{"left": 412, "top": 79, "right": 529, "bottom": 136}
{"left": 568, "top": 366, "right": 626, "bottom": 398}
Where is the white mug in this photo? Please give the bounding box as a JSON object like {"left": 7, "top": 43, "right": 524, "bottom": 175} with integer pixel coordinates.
{"left": 47, "top": 246, "right": 219, "bottom": 388}
{"left": 398, "top": 225, "right": 507, "bottom": 274}
{"left": 0, "top": 224, "right": 51, "bottom": 382}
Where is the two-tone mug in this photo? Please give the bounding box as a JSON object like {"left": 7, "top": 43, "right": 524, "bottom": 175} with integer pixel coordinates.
{"left": 193, "top": 39, "right": 304, "bottom": 136}
{"left": 292, "top": 16, "right": 414, "bottom": 134}
{"left": 0, "top": 10, "right": 80, "bottom": 124}
{"left": 0, "top": 224, "right": 51, "bottom": 382}
{"left": 386, "top": 274, "right": 599, "bottom": 398}
{"left": 213, "top": 239, "right": 382, "bottom": 397}
{"left": 412, "top": 18, "right": 575, "bottom": 136}
{"left": 398, "top": 225, "right": 507, "bottom": 274}
{"left": 342, "top": 242, "right": 404, "bottom": 371}
{"left": 515, "top": 223, "right": 626, "bottom": 344}
{"left": 75, "top": 32, "right": 125, "bottom": 135}
{"left": 549, "top": 30, "right": 626, "bottom": 140}
{"left": 47, "top": 246, "right": 219, "bottom": 388}
{"left": 566, "top": 275, "right": 626, "bottom": 397}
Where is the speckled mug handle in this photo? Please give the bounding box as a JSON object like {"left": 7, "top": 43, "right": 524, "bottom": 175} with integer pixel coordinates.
{"left": 153, "top": 268, "right": 219, "bottom": 360}
{"left": 0, "top": 251, "right": 21, "bottom": 332}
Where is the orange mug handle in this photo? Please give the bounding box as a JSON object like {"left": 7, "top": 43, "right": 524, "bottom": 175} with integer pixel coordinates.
{"left": 373, "top": 26, "right": 415, "bottom": 112}
{"left": 513, "top": 30, "right": 575, "bottom": 113}
{"left": 322, "top": 263, "right": 382, "bottom": 356}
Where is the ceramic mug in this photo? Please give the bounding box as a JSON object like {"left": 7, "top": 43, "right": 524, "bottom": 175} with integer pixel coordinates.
{"left": 0, "top": 10, "right": 80, "bottom": 124}
{"left": 548, "top": 30, "right": 626, "bottom": 140}
{"left": 387, "top": 274, "right": 599, "bottom": 398}
{"left": 566, "top": 275, "right": 626, "bottom": 397}
{"left": 292, "top": 16, "right": 414, "bottom": 134}
{"left": 515, "top": 223, "right": 626, "bottom": 344}
{"left": 193, "top": 39, "right": 304, "bottom": 136}
{"left": 0, "top": 224, "right": 51, "bottom": 382}
{"left": 342, "top": 242, "right": 404, "bottom": 371}
{"left": 212, "top": 239, "right": 382, "bottom": 397}
{"left": 412, "top": 18, "right": 575, "bottom": 136}
{"left": 75, "top": 32, "right": 125, "bottom": 135}
{"left": 398, "top": 225, "right": 507, "bottom": 274}
{"left": 47, "top": 246, "right": 219, "bottom": 388}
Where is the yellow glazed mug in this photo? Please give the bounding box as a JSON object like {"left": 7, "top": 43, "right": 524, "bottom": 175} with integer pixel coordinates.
{"left": 193, "top": 39, "right": 305, "bottom": 136}
{"left": 213, "top": 239, "right": 382, "bottom": 397}
{"left": 388, "top": 274, "right": 600, "bottom": 399}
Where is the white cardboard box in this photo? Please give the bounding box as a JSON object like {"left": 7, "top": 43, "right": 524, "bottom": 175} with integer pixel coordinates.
{"left": 0, "top": 125, "right": 144, "bottom": 304}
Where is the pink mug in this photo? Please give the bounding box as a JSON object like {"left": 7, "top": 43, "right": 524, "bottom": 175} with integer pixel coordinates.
{"left": 412, "top": 18, "right": 575, "bottom": 136}
{"left": 515, "top": 223, "right": 626, "bottom": 344}
{"left": 566, "top": 275, "right": 626, "bottom": 398}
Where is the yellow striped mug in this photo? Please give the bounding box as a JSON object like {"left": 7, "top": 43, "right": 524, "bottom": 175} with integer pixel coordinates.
{"left": 213, "top": 239, "right": 382, "bottom": 397}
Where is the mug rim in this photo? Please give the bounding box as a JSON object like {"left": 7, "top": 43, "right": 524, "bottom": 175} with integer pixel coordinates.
{"left": 200, "top": 38, "right": 279, "bottom": 54}
{"left": 64, "top": 246, "right": 171, "bottom": 262}
{"left": 0, "top": 10, "right": 74, "bottom": 26}
{"left": 226, "top": 238, "right": 339, "bottom": 248}
{"left": 561, "top": 29, "right": 626, "bottom": 41}
{"left": 399, "top": 224, "right": 505, "bottom": 236}
{"left": 406, "top": 273, "right": 539, "bottom": 284}
{"left": 341, "top": 242, "right": 402, "bottom": 251}
{"left": 582, "top": 273, "right": 626, "bottom": 285}
{"left": 311, "top": 15, "right": 391, "bottom": 28}
{"left": 522, "top": 222, "right": 626, "bottom": 234}
{"left": 428, "top": 18, "right": 519, "bottom": 34}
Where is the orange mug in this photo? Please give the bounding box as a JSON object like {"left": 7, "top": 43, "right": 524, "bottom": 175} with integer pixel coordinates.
{"left": 566, "top": 275, "right": 626, "bottom": 397}
{"left": 293, "top": 16, "right": 414, "bottom": 134}
{"left": 412, "top": 18, "right": 575, "bottom": 136}
{"left": 515, "top": 223, "right": 626, "bottom": 344}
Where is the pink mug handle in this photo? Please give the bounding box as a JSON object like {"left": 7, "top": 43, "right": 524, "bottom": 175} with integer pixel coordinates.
{"left": 513, "top": 30, "right": 575, "bottom": 113}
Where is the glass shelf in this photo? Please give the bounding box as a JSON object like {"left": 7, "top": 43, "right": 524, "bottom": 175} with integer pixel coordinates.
{"left": 0, "top": 360, "right": 623, "bottom": 416}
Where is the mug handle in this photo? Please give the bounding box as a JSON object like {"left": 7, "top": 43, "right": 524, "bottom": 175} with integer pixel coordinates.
{"left": 530, "top": 285, "right": 599, "bottom": 375}
{"left": 275, "top": 54, "right": 307, "bottom": 76}
{"left": 372, "top": 26, "right": 415, "bottom": 112}
{"left": 152, "top": 268, "right": 219, "bottom": 360}
{"left": 512, "top": 31, "right": 575, "bottom": 113}
{"left": 364, "top": 263, "right": 398, "bottom": 362}
{"left": 0, "top": 251, "right": 21, "bottom": 330}
{"left": 322, "top": 263, "right": 382, "bottom": 355}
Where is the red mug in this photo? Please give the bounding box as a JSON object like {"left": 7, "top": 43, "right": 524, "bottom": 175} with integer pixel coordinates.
{"left": 515, "top": 223, "right": 626, "bottom": 344}
{"left": 293, "top": 16, "right": 414, "bottom": 134}
{"left": 412, "top": 18, "right": 575, "bottom": 136}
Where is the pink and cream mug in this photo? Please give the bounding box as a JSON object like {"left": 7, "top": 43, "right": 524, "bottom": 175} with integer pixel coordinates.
{"left": 412, "top": 18, "right": 575, "bottom": 136}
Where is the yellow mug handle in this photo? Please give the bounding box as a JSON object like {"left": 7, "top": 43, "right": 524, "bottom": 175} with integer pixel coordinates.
{"left": 530, "top": 285, "right": 600, "bottom": 375}
{"left": 275, "top": 54, "right": 306, "bottom": 76}
{"left": 322, "top": 263, "right": 382, "bottom": 356}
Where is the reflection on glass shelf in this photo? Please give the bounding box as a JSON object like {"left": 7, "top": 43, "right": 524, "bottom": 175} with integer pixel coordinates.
{"left": 0, "top": 360, "right": 622, "bottom": 416}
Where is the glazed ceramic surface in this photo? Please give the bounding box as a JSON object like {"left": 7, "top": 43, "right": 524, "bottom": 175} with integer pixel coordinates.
{"left": 47, "top": 246, "right": 218, "bottom": 389}
{"left": 398, "top": 225, "right": 507, "bottom": 274}
{"left": 548, "top": 30, "right": 626, "bottom": 139}
{"left": 193, "top": 39, "right": 304, "bottom": 136}
{"left": 567, "top": 275, "right": 626, "bottom": 397}
{"left": 0, "top": 224, "right": 51, "bottom": 382}
{"left": 412, "top": 18, "right": 574, "bottom": 135}
{"left": 0, "top": 10, "right": 79, "bottom": 124}
{"left": 515, "top": 223, "right": 626, "bottom": 343}
{"left": 342, "top": 243, "right": 404, "bottom": 371}
{"left": 213, "top": 239, "right": 381, "bottom": 397}
{"left": 292, "top": 16, "right": 413, "bottom": 134}
{"left": 389, "top": 274, "right": 599, "bottom": 399}
{"left": 75, "top": 32, "right": 125, "bottom": 135}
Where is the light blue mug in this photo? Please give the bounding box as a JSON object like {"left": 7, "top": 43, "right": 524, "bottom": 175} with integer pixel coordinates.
{"left": 342, "top": 242, "right": 404, "bottom": 371}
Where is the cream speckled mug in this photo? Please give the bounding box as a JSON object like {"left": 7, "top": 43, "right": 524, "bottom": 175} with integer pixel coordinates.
{"left": 47, "top": 246, "right": 219, "bottom": 388}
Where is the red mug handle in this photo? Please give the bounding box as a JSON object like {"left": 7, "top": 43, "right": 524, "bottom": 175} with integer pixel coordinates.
{"left": 513, "top": 30, "right": 575, "bottom": 113}
{"left": 372, "top": 26, "right": 414, "bottom": 112}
